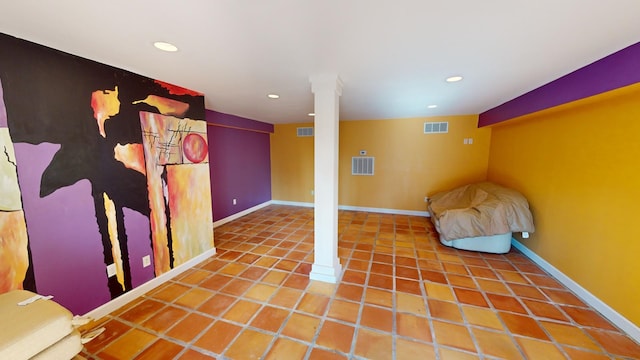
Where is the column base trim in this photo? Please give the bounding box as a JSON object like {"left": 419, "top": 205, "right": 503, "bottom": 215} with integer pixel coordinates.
{"left": 309, "top": 262, "right": 343, "bottom": 284}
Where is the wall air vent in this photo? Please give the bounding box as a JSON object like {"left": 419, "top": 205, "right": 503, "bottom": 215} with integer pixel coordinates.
{"left": 297, "top": 127, "right": 314, "bottom": 137}
{"left": 424, "top": 121, "right": 448, "bottom": 134}
{"left": 352, "top": 157, "right": 375, "bottom": 176}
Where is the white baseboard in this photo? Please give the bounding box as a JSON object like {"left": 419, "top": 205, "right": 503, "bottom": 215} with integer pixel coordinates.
{"left": 270, "top": 200, "right": 430, "bottom": 217}
{"left": 270, "top": 200, "right": 314, "bottom": 208}
{"left": 512, "top": 239, "right": 640, "bottom": 343}
{"left": 338, "top": 205, "right": 429, "bottom": 217}
{"left": 213, "top": 201, "right": 272, "bottom": 228}
{"left": 83, "top": 247, "right": 217, "bottom": 320}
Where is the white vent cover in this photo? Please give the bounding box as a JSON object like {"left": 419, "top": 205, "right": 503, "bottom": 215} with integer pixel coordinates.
{"left": 424, "top": 121, "right": 448, "bottom": 134}
{"left": 297, "top": 127, "right": 314, "bottom": 137}
{"left": 352, "top": 157, "right": 375, "bottom": 176}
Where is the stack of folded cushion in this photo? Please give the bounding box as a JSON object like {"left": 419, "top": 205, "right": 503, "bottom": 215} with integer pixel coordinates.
{"left": 0, "top": 290, "right": 82, "bottom": 360}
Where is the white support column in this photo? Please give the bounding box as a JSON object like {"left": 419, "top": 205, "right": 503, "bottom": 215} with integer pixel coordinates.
{"left": 309, "top": 74, "right": 343, "bottom": 283}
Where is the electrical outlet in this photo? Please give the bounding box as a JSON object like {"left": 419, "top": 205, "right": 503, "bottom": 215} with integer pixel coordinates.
{"left": 232, "top": 198, "right": 237, "bottom": 205}
{"left": 142, "top": 255, "right": 151, "bottom": 268}
{"left": 311, "top": 190, "right": 314, "bottom": 196}
{"left": 106, "top": 263, "right": 116, "bottom": 277}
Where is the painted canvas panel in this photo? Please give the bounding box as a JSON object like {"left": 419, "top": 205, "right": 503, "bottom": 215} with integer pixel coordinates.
{"left": 0, "top": 81, "right": 33, "bottom": 293}
{"left": 0, "top": 211, "right": 29, "bottom": 292}
{"left": 139, "top": 112, "right": 213, "bottom": 273}
{"left": 0, "top": 32, "right": 212, "bottom": 314}
{"left": 167, "top": 164, "right": 213, "bottom": 265}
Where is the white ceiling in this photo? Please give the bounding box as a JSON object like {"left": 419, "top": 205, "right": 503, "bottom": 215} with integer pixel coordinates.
{"left": 1, "top": 1, "right": 639, "bottom": 124}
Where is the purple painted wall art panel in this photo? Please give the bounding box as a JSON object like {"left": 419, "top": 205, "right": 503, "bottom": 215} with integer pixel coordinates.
{"left": 124, "top": 208, "right": 155, "bottom": 288}
{"left": 479, "top": 41, "right": 640, "bottom": 126}
{"left": 14, "top": 142, "right": 110, "bottom": 314}
{"left": 206, "top": 110, "right": 272, "bottom": 221}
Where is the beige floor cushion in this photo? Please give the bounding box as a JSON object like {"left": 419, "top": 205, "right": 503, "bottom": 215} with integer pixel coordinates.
{"left": 32, "top": 329, "right": 82, "bottom": 360}
{"left": 0, "top": 290, "right": 77, "bottom": 359}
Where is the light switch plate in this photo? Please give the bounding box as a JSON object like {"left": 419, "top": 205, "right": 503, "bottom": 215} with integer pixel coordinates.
{"left": 106, "top": 263, "right": 116, "bottom": 277}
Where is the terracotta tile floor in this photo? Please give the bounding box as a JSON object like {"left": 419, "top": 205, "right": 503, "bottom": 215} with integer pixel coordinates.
{"left": 80, "top": 205, "right": 640, "bottom": 359}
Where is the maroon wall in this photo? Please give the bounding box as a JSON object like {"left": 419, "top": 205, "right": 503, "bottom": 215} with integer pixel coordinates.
{"left": 206, "top": 110, "right": 273, "bottom": 221}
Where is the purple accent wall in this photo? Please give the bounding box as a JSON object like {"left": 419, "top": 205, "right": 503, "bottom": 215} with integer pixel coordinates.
{"left": 14, "top": 143, "right": 110, "bottom": 314}
{"left": 208, "top": 111, "right": 274, "bottom": 133}
{"left": 206, "top": 110, "right": 272, "bottom": 221}
{"left": 479, "top": 42, "right": 640, "bottom": 127}
{"left": 124, "top": 208, "right": 155, "bottom": 288}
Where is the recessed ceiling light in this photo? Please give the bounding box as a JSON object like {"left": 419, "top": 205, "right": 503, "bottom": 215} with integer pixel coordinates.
{"left": 446, "top": 76, "right": 463, "bottom": 83}
{"left": 267, "top": 94, "right": 280, "bottom": 99}
{"left": 153, "top": 41, "right": 178, "bottom": 52}
{"left": 427, "top": 105, "right": 438, "bottom": 109}
{"left": 308, "top": 113, "right": 315, "bottom": 116}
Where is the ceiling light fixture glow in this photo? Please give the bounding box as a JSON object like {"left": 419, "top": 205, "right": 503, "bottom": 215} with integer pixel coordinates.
{"left": 427, "top": 105, "right": 438, "bottom": 109}
{"left": 267, "top": 94, "right": 280, "bottom": 99}
{"left": 446, "top": 75, "right": 463, "bottom": 82}
{"left": 153, "top": 41, "right": 178, "bottom": 52}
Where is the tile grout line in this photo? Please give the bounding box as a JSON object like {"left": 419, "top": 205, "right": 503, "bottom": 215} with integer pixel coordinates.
{"left": 83, "top": 205, "right": 639, "bottom": 360}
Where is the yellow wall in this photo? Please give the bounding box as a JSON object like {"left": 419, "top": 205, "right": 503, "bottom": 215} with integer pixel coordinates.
{"left": 487, "top": 83, "right": 640, "bottom": 326}
{"left": 271, "top": 123, "right": 315, "bottom": 202}
{"left": 271, "top": 115, "right": 491, "bottom": 211}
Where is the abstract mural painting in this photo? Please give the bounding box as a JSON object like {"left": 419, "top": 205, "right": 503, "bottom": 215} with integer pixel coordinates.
{"left": 0, "top": 79, "right": 33, "bottom": 293}
{"left": 140, "top": 112, "right": 213, "bottom": 274}
{"left": 0, "top": 32, "right": 213, "bottom": 314}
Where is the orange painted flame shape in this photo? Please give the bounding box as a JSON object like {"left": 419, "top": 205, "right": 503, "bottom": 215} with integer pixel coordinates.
{"left": 91, "top": 87, "right": 121, "bottom": 138}
{"left": 133, "top": 95, "right": 190, "bottom": 117}
{"left": 113, "top": 143, "right": 146, "bottom": 175}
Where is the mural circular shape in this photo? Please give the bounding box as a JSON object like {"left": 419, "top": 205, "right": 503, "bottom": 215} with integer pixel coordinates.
{"left": 183, "top": 133, "right": 207, "bottom": 163}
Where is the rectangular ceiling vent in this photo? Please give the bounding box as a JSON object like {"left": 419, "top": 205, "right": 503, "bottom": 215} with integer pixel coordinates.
{"left": 352, "top": 157, "right": 375, "bottom": 176}
{"left": 297, "top": 127, "right": 314, "bottom": 137}
{"left": 424, "top": 121, "right": 448, "bottom": 134}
